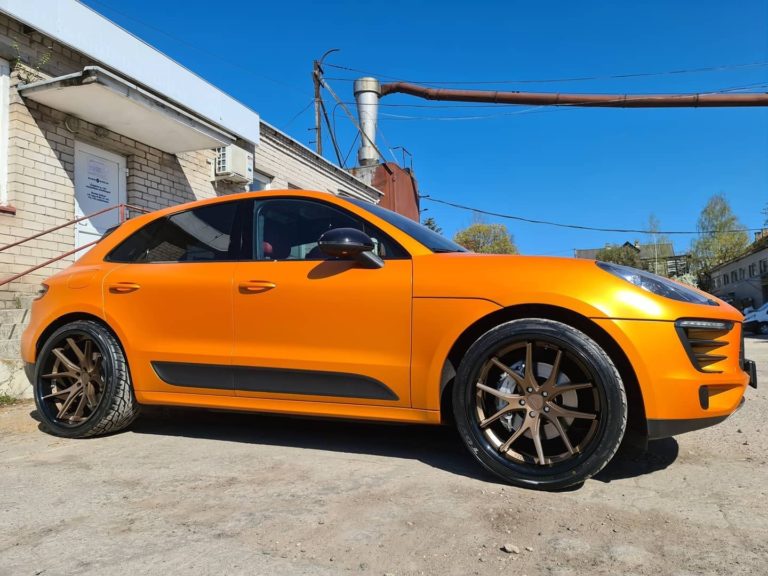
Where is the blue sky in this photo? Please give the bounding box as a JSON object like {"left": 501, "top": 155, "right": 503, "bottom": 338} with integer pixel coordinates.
{"left": 81, "top": 0, "right": 768, "bottom": 257}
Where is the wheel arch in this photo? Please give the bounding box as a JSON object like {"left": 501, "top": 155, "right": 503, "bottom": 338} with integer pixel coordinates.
{"left": 36, "top": 312, "right": 124, "bottom": 357}
{"left": 440, "top": 304, "right": 647, "bottom": 439}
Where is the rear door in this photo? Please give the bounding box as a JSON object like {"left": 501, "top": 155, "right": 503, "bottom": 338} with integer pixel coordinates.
{"left": 103, "top": 199, "right": 248, "bottom": 396}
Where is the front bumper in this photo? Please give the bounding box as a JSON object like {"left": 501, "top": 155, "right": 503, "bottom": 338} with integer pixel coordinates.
{"left": 594, "top": 318, "right": 752, "bottom": 439}
{"left": 647, "top": 414, "right": 729, "bottom": 439}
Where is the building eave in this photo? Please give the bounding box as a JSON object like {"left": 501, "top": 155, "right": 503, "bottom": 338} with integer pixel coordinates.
{"left": 0, "top": 0, "right": 259, "bottom": 146}
{"left": 19, "top": 67, "right": 235, "bottom": 153}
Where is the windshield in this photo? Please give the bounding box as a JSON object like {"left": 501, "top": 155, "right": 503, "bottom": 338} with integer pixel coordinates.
{"left": 347, "top": 199, "right": 467, "bottom": 253}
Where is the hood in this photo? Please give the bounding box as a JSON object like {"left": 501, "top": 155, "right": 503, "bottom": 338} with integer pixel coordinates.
{"left": 412, "top": 253, "right": 743, "bottom": 322}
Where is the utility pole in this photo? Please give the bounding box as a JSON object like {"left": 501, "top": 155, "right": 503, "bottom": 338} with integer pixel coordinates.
{"left": 313, "top": 49, "right": 339, "bottom": 155}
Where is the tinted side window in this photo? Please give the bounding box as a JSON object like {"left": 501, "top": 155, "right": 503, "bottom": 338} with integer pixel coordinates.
{"left": 255, "top": 199, "right": 408, "bottom": 261}
{"left": 108, "top": 201, "right": 242, "bottom": 263}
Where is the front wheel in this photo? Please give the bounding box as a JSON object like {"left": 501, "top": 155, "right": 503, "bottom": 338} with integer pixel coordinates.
{"left": 34, "top": 320, "right": 139, "bottom": 438}
{"left": 759, "top": 322, "right": 768, "bottom": 336}
{"left": 453, "top": 318, "right": 627, "bottom": 490}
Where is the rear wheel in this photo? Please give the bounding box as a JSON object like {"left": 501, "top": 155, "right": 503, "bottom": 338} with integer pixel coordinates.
{"left": 34, "top": 320, "right": 139, "bottom": 438}
{"left": 453, "top": 318, "right": 626, "bottom": 490}
{"left": 760, "top": 322, "right": 768, "bottom": 335}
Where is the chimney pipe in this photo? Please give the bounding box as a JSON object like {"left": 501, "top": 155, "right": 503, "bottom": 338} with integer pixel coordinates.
{"left": 354, "top": 77, "right": 381, "bottom": 166}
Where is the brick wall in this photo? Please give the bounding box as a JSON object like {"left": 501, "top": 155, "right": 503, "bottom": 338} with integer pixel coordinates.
{"left": 256, "top": 123, "right": 383, "bottom": 201}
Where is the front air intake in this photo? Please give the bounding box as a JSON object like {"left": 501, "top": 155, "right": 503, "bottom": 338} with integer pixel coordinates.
{"left": 675, "top": 319, "right": 733, "bottom": 373}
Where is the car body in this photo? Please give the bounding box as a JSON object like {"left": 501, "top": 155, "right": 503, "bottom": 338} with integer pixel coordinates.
{"left": 21, "top": 190, "right": 757, "bottom": 489}
{"left": 743, "top": 303, "right": 768, "bottom": 334}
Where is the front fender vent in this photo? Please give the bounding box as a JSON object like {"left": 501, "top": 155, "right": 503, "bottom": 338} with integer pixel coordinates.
{"left": 675, "top": 319, "right": 733, "bottom": 373}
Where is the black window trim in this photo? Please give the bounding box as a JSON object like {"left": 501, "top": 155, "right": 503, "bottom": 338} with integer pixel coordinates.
{"left": 105, "top": 198, "right": 252, "bottom": 264}
{"left": 249, "top": 196, "right": 411, "bottom": 262}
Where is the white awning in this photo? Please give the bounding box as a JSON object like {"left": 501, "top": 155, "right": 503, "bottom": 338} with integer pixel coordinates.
{"left": 19, "top": 67, "right": 236, "bottom": 153}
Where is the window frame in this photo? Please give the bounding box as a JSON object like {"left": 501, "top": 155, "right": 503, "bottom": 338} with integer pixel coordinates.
{"left": 249, "top": 196, "right": 411, "bottom": 263}
{"left": 105, "top": 198, "right": 251, "bottom": 264}
{"left": 248, "top": 169, "right": 274, "bottom": 192}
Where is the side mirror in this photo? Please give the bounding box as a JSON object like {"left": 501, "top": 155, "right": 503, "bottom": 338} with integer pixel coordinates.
{"left": 317, "top": 228, "right": 384, "bottom": 269}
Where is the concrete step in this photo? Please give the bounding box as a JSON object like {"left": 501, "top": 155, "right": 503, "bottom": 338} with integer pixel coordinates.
{"left": 0, "top": 323, "right": 25, "bottom": 340}
{"left": 0, "top": 339, "right": 21, "bottom": 360}
{"left": 0, "top": 308, "right": 29, "bottom": 327}
{"left": 0, "top": 358, "right": 32, "bottom": 399}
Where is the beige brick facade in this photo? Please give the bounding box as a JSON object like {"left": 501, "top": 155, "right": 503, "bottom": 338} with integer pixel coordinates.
{"left": 0, "top": 11, "right": 381, "bottom": 309}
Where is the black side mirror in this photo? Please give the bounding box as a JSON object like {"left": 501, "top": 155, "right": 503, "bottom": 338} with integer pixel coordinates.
{"left": 317, "top": 228, "right": 384, "bottom": 269}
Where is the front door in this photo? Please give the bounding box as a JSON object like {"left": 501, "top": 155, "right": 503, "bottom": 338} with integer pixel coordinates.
{"left": 74, "top": 141, "right": 126, "bottom": 253}
{"left": 233, "top": 197, "right": 413, "bottom": 406}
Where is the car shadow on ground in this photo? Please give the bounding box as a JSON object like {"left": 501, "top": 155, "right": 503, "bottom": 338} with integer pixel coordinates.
{"left": 117, "top": 407, "right": 679, "bottom": 488}
{"left": 595, "top": 437, "right": 679, "bottom": 483}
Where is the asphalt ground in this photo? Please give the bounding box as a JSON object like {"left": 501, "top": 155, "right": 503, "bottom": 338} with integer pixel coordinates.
{"left": 1, "top": 337, "right": 766, "bottom": 576}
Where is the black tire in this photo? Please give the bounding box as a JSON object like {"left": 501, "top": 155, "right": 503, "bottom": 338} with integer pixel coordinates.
{"left": 453, "top": 318, "right": 626, "bottom": 490}
{"left": 34, "top": 320, "right": 140, "bottom": 438}
{"left": 760, "top": 322, "right": 768, "bottom": 336}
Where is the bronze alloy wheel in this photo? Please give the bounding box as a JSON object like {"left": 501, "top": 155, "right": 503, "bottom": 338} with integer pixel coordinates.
{"left": 453, "top": 318, "right": 626, "bottom": 490}
{"left": 38, "top": 333, "right": 106, "bottom": 426}
{"left": 474, "top": 340, "right": 600, "bottom": 466}
{"left": 35, "top": 320, "right": 139, "bottom": 438}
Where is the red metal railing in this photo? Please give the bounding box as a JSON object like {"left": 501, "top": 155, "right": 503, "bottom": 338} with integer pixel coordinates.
{"left": 0, "top": 203, "right": 150, "bottom": 287}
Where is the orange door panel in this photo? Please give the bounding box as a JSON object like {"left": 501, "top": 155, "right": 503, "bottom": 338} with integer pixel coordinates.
{"left": 103, "top": 263, "right": 235, "bottom": 396}
{"left": 232, "top": 259, "right": 412, "bottom": 406}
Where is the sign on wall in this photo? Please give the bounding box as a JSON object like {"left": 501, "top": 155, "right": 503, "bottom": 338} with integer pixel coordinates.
{"left": 73, "top": 141, "right": 126, "bottom": 252}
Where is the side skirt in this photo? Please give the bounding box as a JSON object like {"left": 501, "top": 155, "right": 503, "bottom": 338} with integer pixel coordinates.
{"left": 134, "top": 390, "right": 441, "bottom": 425}
{"left": 152, "top": 361, "right": 399, "bottom": 401}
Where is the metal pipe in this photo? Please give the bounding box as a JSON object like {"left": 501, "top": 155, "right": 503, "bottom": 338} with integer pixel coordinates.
{"left": 380, "top": 81, "right": 768, "bottom": 107}
{"left": 354, "top": 77, "right": 381, "bottom": 165}
{"left": 0, "top": 203, "right": 149, "bottom": 253}
{"left": 0, "top": 240, "right": 99, "bottom": 287}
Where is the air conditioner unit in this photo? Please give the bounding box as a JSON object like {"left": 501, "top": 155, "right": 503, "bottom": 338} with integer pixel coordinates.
{"left": 214, "top": 145, "right": 253, "bottom": 184}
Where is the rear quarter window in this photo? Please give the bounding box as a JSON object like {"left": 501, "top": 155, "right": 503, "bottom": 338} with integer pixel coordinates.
{"left": 107, "top": 202, "right": 242, "bottom": 263}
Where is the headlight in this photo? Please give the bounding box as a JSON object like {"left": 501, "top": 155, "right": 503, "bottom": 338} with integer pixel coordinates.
{"left": 596, "top": 262, "right": 716, "bottom": 306}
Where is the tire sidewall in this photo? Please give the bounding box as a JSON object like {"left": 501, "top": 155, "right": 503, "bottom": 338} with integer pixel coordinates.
{"left": 453, "top": 319, "right": 626, "bottom": 489}
{"left": 34, "top": 321, "right": 121, "bottom": 438}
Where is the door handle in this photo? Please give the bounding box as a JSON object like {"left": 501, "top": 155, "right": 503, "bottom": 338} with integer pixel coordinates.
{"left": 238, "top": 280, "right": 276, "bottom": 294}
{"left": 108, "top": 282, "right": 141, "bottom": 294}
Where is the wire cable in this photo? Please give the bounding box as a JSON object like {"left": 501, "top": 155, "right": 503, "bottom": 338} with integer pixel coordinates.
{"left": 421, "top": 196, "right": 763, "bottom": 235}
{"left": 283, "top": 99, "right": 315, "bottom": 129}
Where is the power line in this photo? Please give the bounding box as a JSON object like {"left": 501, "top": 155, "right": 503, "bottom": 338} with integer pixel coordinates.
{"left": 421, "top": 196, "right": 764, "bottom": 235}
{"left": 325, "top": 61, "right": 768, "bottom": 86}
{"left": 283, "top": 99, "right": 315, "bottom": 129}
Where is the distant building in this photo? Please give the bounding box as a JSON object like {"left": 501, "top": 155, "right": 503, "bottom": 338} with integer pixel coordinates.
{"left": 574, "top": 240, "right": 690, "bottom": 277}
{"left": 709, "top": 243, "right": 768, "bottom": 309}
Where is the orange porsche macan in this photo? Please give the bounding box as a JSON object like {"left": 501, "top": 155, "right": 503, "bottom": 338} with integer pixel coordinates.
{"left": 21, "top": 190, "right": 757, "bottom": 489}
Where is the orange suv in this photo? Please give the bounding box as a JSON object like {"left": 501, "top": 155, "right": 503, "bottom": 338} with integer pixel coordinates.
{"left": 21, "top": 191, "right": 757, "bottom": 489}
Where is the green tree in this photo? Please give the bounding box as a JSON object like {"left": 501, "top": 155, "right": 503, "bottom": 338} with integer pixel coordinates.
{"left": 422, "top": 216, "right": 442, "bottom": 234}
{"left": 690, "top": 194, "right": 749, "bottom": 276}
{"left": 595, "top": 244, "right": 640, "bottom": 268}
{"left": 453, "top": 223, "right": 518, "bottom": 254}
